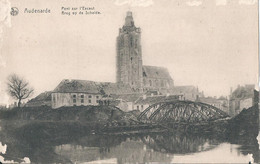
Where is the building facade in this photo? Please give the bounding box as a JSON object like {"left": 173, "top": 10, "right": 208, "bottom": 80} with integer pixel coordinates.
{"left": 229, "top": 84, "right": 258, "bottom": 116}
{"left": 51, "top": 79, "right": 135, "bottom": 109}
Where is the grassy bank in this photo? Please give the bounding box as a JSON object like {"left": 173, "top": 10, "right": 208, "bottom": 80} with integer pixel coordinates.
{"left": 0, "top": 105, "right": 140, "bottom": 123}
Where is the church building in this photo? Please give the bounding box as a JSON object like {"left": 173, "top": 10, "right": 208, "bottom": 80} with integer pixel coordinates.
{"left": 116, "top": 11, "right": 174, "bottom": 93}
{"left": 27, "top": 11, "right": 175, "bottom": 109}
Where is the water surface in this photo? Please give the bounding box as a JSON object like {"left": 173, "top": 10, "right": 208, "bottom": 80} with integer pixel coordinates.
{"left": 0, "top": 121, "right": 258, "bottom": 163}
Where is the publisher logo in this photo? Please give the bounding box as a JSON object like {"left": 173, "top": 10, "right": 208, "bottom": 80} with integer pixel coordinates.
{"left": 10, "top": 7, "right": 19, "bottom": 16}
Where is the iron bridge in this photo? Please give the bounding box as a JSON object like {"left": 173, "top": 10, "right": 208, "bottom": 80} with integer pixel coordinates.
{"left": 137, "top": 101, "right": 230, "bottom": 123}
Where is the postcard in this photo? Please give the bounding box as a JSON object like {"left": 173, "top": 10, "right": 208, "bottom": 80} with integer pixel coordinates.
{"left": 0, "top": 0, "right": 259, "bottom": 163}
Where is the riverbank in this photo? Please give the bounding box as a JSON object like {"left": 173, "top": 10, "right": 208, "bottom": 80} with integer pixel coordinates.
{"left": 0, "top": 105, "right": 140, "bottom": 124}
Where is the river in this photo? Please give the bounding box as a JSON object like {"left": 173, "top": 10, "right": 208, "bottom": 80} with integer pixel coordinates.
{"left": 0, "top": 121, "right": 259, "bottom": 163}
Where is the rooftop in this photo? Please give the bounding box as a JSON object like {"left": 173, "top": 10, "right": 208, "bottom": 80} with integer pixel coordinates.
{"left": 27, "top": 91, "right": 52, "bottom": 103}
{"left": 142, "top": 65, "right": 172, "bottom": 79}
{"left": 53, "top": 79, "right": 135, "bottom": 95}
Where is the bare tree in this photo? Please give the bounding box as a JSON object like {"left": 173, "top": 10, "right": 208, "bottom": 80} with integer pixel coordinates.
{"left": 7, "top": 74, "right": 34, "bottom": 108}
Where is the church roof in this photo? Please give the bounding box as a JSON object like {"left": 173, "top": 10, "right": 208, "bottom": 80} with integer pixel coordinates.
{"left": 53, "top": 79, "right": 135, "bottom": 95}
{"left": 142, "top": 65, "right": 172, "bottom": 79}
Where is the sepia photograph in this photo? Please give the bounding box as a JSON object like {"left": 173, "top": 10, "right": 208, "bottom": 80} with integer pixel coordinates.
{"left": 0, "top": 0, "right": 259, "bottom": 163}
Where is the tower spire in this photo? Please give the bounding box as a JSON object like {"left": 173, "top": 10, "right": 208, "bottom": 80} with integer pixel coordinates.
{"left": 125, "top": 11, "right": 134, "bottom": 27}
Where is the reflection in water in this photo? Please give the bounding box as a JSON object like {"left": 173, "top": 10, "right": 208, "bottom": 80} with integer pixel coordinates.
{"left": 141, "top": 134, "right": 218, "bottom": 154}
{"left": 0, "top": 121, "right": 259, "bottom": 163}
{"left": 172, "top": 143, "right": 254, "bottom": 163}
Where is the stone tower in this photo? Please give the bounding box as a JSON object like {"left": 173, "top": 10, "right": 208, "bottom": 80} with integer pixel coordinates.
{"left": 116, "top": 11, "right": 143, "bottom": 92}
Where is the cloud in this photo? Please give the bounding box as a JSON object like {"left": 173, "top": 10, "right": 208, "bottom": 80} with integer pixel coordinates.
{"left": 186, "top": 0, "right": 202, "bottom": 6}
{"left": 114, "top": 0, "right": 154, "bottom": 7}
{"left": 216, "top": 0, "right": 227, "bottom": 6}
{"left": 239, "top": 0, "right": 257, "bottom": 5}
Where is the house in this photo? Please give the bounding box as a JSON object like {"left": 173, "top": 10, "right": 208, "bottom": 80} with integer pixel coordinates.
{"left": 51, "top": 79, "right": 135, "bottom": 109}
{"left": 26, "top": 91, "right": 52, "bottom": 107}
{"left": 197, "top": 96, "right": 229, "bottom": 114}
{"left": 229, "top": 84, "right": 258, "bottom": 116}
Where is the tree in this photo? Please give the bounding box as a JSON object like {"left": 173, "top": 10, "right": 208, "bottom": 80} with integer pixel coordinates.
{"left": 6, "top": 74, "right": 34, "bottom": 108}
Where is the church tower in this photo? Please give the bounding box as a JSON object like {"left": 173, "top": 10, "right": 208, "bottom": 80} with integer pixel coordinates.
{"left": 116, "top": 11, "right": 143, "bottom": 91}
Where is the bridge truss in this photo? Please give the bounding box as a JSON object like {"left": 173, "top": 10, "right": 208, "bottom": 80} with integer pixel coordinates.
{"left": 137, "top": 101, "right": 229, "bottom": 123}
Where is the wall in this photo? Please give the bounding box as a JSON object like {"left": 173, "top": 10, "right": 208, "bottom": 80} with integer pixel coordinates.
{"left": 52, "top": 93, "right": 101, "bottom": 109}
{"left": 116, "top": 24, "right": 143, "bottom": 91}
{"left": 116, "top": 101, "right": 128, "bottom": 112}
{"left": 126, "top": 102, "right": 134, "bottom": 111}
{"left": 183, "top": 93, "right": 198, "bottom": 101}
{"left": 134, "top": 104, "right": 149, "bottom": 112}
{"left": 239, "top": 98, "right": 253, "bottom": 111}
{"left": 143, "top": 77, "right": 173, "bottom": 91}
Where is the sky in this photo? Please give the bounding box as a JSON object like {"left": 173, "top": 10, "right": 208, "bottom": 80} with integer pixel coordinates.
{"left": 0, "top": 0, "right": 258, "bottom": 105}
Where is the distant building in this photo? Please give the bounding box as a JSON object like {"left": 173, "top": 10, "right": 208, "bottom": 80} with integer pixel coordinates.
{"left": 26, "top": 91, "right": 52, "bottom": 107}
{"left": 229, "top": 84, "right": 258, "bottom": 116}
{"left": 197, "top": 96, "right": 229, "bottom": 114}
{"left": 171, "top": 85, "right": 203, "bottom": 101}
